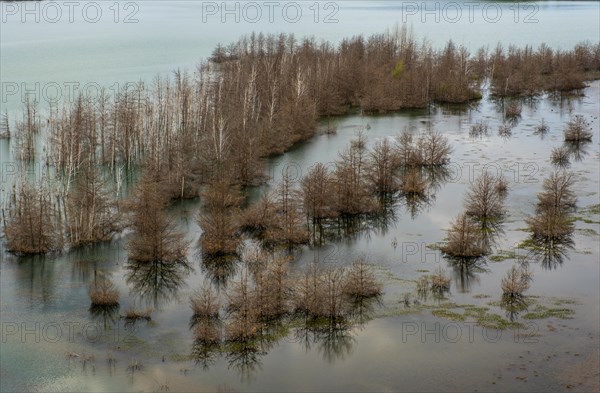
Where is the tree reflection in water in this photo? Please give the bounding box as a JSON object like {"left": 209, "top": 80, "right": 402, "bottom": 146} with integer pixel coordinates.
{"left": 89, "top": 303, "right": 121, "bottom": 328}
{"left": 125, "top": 259, "right": 192, "bottom": 309}
{"left": 190, "top": 288, "right": 223, "bottom": 370}
{"left": 445, "top": 256, "right": 489, "bottom": 293}
{"left": 526, "top": 235, "right": 575, "bottom": 270}
{"left": 200, "top": 253, "right": 239, "bottom": 289}
{"left": 225, "top": 339, "right": 266, "bottom": 383}
{"left": 500, "top": 295, "right": 530, "bottom": 322}
{"left": 188, "top": 286, "right": 380, "bottom": 376}
{"left": 564, "top": 140, "right": 591, "bottom": 162}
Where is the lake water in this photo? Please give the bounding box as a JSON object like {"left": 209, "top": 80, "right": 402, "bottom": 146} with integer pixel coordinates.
{"left": 1, "top": 1, "right": 600, "bottom": 392}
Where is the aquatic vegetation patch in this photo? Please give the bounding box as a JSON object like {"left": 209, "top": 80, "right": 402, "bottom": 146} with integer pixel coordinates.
{"left": 429, "top": 304, "right": 523, "bottom": 330}
{"left": 522, "top": 305, "right": 575, "bottom": 320}
{"left": 581, "top": 204, "right": 600, "bottom": 215}
{"left": 575, "top": 228, "right": 599, "bottom": 237}
{"left": 488, "top": 251, "right": 519, "bottom": 262}
{"left": 476, "top": 313, "right": 524, "bottom": 330}
{"left": 431, "top": 309, "right": 465, "bottom": 322}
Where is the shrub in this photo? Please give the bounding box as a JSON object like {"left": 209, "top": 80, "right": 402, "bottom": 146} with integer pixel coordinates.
{"left": 191, "top": 286, "right": 220, "bottom": 320}
{"left": 498, "top": 124, "right": 513, "bottom": 139}
{"left": 429, "top": 268, "right": 451, "bottom": 294}
{"left": 526, "top": 207, "right": 575, "bottom": 242}
{"left": 465, "top": 172, "right": 507, "bottom": 223}
{"left": 5, "top": 182, "right": 62, "bottom": 255}
{"left": 551, "top": 146, "right": 571, "bottom": 168}
{"left": 440, "top": 213, "right": 488, "bottom": 258}
{"left": 505, "top": 101, "right": 522, "bottom": 118}
{"left": 89, "top": 278, "right": 120, "bottom": 306}
{"left": 536, "top": 171, "right": 577, "bottom": 213}
{"left": 343, "top": 258, "right": 383, "bottom": 301}
{"left": 469, "top": 121, "right": 489, "bottom": 137}
{"left": 501, "top": 264, "right": 532, "bottom": 298}
{"left": 417, "top": 131, "right": 452, "bottom": 166}
{"left": 124, "top": 308, "right": 152, "bottom": 321}
{"left": 564, "top": 115, "right": 593, "bottom": 142}
{"left": 127, "top": 175, "right": 190, "bottom": 263}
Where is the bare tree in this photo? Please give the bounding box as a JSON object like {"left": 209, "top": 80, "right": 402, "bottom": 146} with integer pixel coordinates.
{"left": 564, "top": 115, "right": 593, "bottom": 142}
{"left": 66, "top": 164, "right": 121, "bottom": 246}
{"left": 0, "top": 110, "right": 10, "bottom": 139}
{"left": 4, "top": 180, "right": 62, "bottom": 255}
{"left": 440, "top": 212, "right": 487, "bottom": 258}
{"left": 367, "top": 138, "right": 400, "bottom": 195}
{"left": 126, "top": 174, "right": 189, "bottom": 264}
{"left": 198, "top": 177, "right": 242, "bottom": 255}
{"left": 465, "top": 171, "right": 507, "bottom": 224}
{"left": 501, "top": 264, "right": 532, "bottom": 299}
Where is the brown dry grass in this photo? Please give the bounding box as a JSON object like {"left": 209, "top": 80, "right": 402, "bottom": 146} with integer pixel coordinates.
{"left": 88, "top": 278, "right": 119, "bottom": 306}
{"left": 123, "top": 308, "right": 152, "bottom": 321}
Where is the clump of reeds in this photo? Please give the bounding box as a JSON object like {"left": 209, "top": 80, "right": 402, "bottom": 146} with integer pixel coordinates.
{"left": 123, "top": 308, "right": 152, "bottom": 322}
{"left": 564, "top": 115, "right": 593, "bottom": 142}
{"left": 498, "top": 124, "right": 513, "bottom": 139}
{"left": 501, "top": 264, "right": 532, "bottom": 299}
{"left": 469, "top": 121, "right": 489, "bottom": 137}
{"left": 535, "top": 118, "right": 549, "bottom": 135}
{"left": 551, "top": 146, "right": 571, "bottom": 168}
{"left": 505, "top": 101, "right": 522, "bottom": 118}
{"left": 494, "top": 176, "right": 509, "bottom": 196}
{"left": 88, "top": 278, "right": 119, "bottom": 306}
{"left": 428, "top": 268, "right": 451, "bottom": 294}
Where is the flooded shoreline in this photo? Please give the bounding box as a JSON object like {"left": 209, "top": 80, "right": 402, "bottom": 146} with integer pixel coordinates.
{"left": 1, "top": 79, "right": 598, "bottom": 392}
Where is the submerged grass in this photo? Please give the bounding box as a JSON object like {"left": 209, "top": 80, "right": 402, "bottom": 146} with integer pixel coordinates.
{"left": 431, "top": 309, "right": 465, "bottom": 321}
{"left": 488, "top": 251, "right": 519, "bottom": 262}
{"left": 522, "top": 305, "right": 575, "bottom": 320}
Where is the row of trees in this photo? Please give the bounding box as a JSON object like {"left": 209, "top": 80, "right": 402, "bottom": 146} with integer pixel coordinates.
{"left": 6, "top": 31, "right": 598, "bottom": 179}
{"left": 189, "top": 253, "right": 382, "bottom": 369}
{"left": 230, "top": 131, "right": 452, "bottom": 253}
{"left": 489, "top": 42, "right": 600, "bottom": 96}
